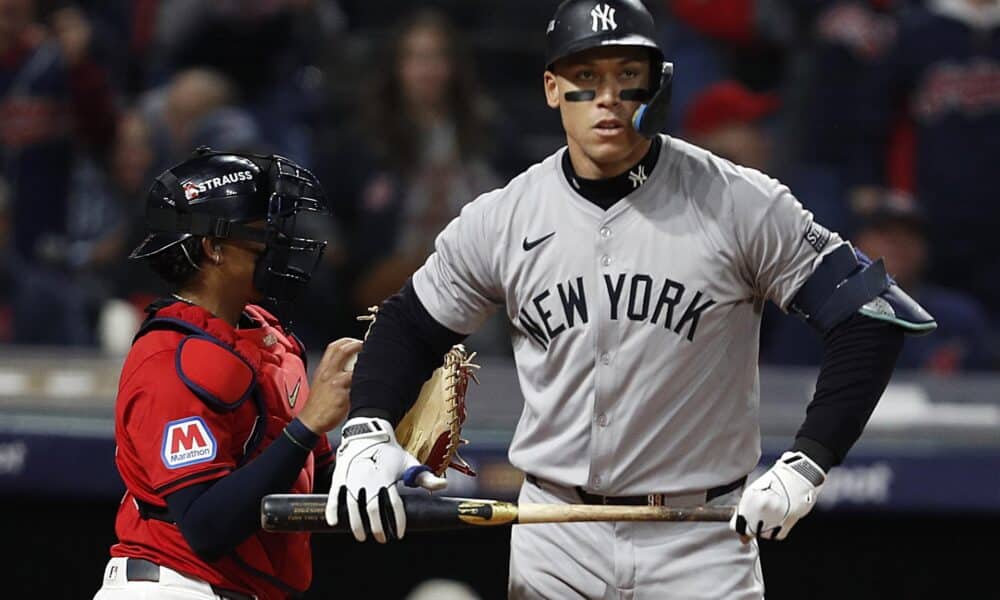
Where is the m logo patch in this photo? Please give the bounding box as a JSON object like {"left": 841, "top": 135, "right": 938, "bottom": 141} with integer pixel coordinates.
{"left": 162, "top": 417, "right": 217, "bottom": 469}
{"left": 591, "top": 3, "right": 617, "bottom": 31}
{"left": 804, "top": 222, "right": 831, "bottom": 253}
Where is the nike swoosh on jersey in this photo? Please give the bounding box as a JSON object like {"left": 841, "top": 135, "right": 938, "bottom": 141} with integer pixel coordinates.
{"left": 522, "top": 232, "right": 556, "bottom": 251}
{"left": 286, "top": 378, "right": 302, "bottom": 408}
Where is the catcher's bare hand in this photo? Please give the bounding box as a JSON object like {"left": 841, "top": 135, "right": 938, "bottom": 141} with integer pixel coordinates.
{"left": 297, "top": 338, "right": 362, "bottom": 435}
{"left": 325, "top": 417, "right": 447, "bottom": 543}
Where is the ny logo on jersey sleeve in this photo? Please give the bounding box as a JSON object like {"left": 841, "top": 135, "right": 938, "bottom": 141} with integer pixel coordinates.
{"left": 162, "top": 417, "right": 217, "bottom": 469}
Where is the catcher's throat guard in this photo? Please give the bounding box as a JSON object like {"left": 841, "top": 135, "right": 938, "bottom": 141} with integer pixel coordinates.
{"left": 357, "top": 308, "right": 480, "bottom": 478}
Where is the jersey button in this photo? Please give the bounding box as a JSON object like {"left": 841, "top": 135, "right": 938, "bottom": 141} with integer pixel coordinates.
{"left": 600, "top": 352, "right": 611, "bottom": 365}
{"left": 591, "top": 475, "right": 602, "bottom": 488}
{"left": 599, "top": 226, "right": 611, "bottom": 239}
{"left": 596, "top": 413, "right": 608, "bottom": 427}
{"left": 600, "top": 255, "right": 612, "bottom": 267}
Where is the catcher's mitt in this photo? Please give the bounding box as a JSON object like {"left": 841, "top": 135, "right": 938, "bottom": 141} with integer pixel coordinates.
{"left": 357, "top": 307, "right": 480, "bottom": 478}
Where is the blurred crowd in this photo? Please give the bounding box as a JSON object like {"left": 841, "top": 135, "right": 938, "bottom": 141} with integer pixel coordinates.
{"left": 0, "top": 0, "right": 997, "bottom": 374}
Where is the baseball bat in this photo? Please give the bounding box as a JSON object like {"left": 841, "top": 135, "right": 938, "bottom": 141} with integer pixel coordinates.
{"left": 261, "top": 494, "right": 735, "bottom": 533}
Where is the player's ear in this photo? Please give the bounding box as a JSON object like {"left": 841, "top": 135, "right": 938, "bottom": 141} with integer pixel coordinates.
{"left": 201, "top": 237, "right": 222, "bottom": 265}
{"left": 543, "top": 70, "right": 560, "bottom": 109}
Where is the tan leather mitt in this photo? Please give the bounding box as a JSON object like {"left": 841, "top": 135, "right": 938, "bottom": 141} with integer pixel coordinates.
{"left": 357, "top": 307, "right": 480, "bottom": 478}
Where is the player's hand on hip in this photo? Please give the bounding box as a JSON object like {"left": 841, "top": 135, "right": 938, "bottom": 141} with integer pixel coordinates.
{"left": 325, "top": 417, "right": 447, "bottom": 543}
{"left": 297, "top": 338, "right": 363, "bottom": 435}
{"left": 730, "top": 451, "right": 826, "bottom": 543}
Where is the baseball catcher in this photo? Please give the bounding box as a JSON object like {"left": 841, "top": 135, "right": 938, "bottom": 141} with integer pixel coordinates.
{"left": 93, "top": 148, "right": 362, "bottom": 600}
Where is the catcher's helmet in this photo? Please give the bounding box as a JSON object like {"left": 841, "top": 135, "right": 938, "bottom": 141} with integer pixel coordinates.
{"left": 544, "top": 0, "right": 673, "bottom": 138}
{"left": 130, "top": 147, "right": 329, "bottom": 305}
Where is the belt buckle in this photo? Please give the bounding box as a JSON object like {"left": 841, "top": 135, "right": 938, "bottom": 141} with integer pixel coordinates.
{"left": 648, "top": 494, "right": 664, "bottom": 506}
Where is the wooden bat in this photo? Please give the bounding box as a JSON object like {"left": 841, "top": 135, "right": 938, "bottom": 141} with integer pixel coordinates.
{"left": 261, "top": 494, "right": 735, "bottom": 533}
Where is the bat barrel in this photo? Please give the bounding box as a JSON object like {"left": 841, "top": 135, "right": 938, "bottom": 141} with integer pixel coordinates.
{"left": 516, "top": 503, "right": 734, "bottom": 524}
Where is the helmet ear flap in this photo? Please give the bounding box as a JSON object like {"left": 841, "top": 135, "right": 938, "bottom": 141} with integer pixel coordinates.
{"left": 632, "top": 61, "right": 674, "bottom": 138}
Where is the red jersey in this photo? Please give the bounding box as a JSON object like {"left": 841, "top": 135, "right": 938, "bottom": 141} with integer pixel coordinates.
{"left": 109, "top": 301, "right": 333, "bottom": 599}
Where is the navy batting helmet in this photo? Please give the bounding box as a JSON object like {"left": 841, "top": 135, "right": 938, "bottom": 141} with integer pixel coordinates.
{"left": 544, "top": 0, "right": 673, "bottom": 138}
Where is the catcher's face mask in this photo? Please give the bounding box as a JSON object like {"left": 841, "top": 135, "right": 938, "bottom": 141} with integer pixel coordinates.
{"left": 247, "top": 158, "right": 329, "bottom": 306}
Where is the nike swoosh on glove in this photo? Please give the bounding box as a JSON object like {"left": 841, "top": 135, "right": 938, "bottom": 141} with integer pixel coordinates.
{"left": 325, "top": 417, "right": 447, "bottom": 543}
{"left": 730, "top": 451, "right": 826, "bottom": 541}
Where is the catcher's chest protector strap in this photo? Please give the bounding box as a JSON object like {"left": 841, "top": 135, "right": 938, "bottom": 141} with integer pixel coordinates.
{"left": 134, "top": 317, "right": 257, "bottom": 413}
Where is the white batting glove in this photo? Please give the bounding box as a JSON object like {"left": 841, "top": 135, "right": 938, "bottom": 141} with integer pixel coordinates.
{"left": 325, "top": 417, "right": 447, "bottom": 543}
{"left": 730, "top": 451, "right": 826, "bottom": 542}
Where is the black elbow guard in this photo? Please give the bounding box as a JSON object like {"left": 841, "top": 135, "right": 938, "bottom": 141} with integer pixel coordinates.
{"left": 790, "top": 244, "right": 937, "bottom": 336}
{"left": 857, "top": 279, "right": 936, "bottom": 335}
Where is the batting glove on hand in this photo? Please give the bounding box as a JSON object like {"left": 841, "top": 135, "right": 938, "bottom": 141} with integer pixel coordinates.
{"left": 730, "top": 451, "right": 826, "bottom": 542}
{"left": 325, "top": 417, "right": 447, "bottom": 543}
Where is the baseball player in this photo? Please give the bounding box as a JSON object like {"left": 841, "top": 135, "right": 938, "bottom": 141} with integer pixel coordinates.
{"left": 94, "top": 148, "right": 362, "bottom": 600}
{"left": 325, "top": 1, "right": 937, "bottom": 598}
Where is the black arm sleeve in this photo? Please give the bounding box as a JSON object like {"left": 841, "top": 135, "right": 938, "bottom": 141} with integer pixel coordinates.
{"left": 791, "top": 312, "right": 904, "bottom": 471}
{"left": 165, "top": 418, "right": 319, "bottom": 562}
{"left": 348, "top": 278, "right": 467, "bottom": 425}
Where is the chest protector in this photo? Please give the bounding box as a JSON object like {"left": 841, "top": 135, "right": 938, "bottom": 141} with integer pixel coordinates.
{"left": 134, "top": 300, "right": 315, "bottom": 593}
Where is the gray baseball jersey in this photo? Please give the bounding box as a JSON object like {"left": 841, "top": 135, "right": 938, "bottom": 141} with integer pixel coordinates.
{"left": 413, "top": 134, "right": 845, "bottom": 496}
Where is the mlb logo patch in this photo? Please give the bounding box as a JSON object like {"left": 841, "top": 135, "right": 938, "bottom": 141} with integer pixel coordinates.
{"left": 162, "top": 417, "right": 217, "bottom": 469}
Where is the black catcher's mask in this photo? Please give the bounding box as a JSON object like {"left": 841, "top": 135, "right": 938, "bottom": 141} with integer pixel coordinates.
{"left": 131, "top": 147, "right": 330, "bottom": 309}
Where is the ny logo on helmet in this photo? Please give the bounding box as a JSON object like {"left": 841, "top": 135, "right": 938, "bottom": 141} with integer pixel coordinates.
{"left": 591, "top": 3, "right": 617, "bottom": 32}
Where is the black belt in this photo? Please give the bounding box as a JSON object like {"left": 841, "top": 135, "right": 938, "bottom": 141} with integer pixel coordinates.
{"left": 125, "top": 558, "right": 256, "bottom": 600}
{"left": 525, "top": 474, "right": 746, "bottom": 506}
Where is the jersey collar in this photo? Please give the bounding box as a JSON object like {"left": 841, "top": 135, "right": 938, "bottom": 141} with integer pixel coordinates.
{"left": 561, "top": 136, "right": 663, "bottom": 211}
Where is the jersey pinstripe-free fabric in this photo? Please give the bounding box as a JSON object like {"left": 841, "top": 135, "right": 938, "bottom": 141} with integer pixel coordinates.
{"left": 413, "top": 134, "right": 845, "bottom": 496}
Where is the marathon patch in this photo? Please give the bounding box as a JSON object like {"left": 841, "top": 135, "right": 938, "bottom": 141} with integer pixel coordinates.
{"left": 804, "top": 221, "right": 832, "bottom": 253}
{"left": 162, "top": 417, "right": 217, "bottom": 469}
